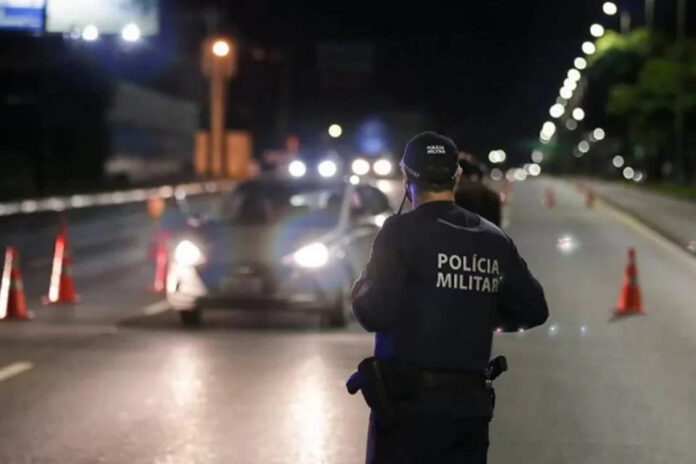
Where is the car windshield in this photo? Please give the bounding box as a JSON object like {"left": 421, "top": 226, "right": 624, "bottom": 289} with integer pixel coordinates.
{"left": 209, "top": 180, "right": 344, "bottom": 227}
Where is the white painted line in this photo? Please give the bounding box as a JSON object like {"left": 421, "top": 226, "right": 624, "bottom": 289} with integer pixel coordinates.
{"left": 597, "top": 198, "right": 696, "bottom": 270}
{"left": 143, "top": 300, "right": 171, "bottom": 316}
{"left": 0, "top": 362, "right": 34, "bottom": 383}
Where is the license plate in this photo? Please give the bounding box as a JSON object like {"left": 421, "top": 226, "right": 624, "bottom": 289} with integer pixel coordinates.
{"left": 219, "top": 276, "right": 263, "bottom": 295}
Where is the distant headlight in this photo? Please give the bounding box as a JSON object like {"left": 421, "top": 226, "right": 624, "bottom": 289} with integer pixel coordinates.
{"left": 293, "top": 242, "right": 329, "bottom": 268}
{"left": 317, "top": 160, "right": 338, "bottom": 178}
{"left": 174, "top": 240, "right": 204, "bottom": 266}
{"left": 351, "top": 158, "right": 370, "bottom": 176}
{"left": 373, "top": 159, "right": 393, "bottom": 176}
{"left": 288, "top": 160, "right": 307, "bottom": 178}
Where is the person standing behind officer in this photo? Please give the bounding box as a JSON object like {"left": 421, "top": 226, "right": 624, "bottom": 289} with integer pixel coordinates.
{"left": 454, "top": 153, "right": 502, "bottom": 227}
{"left": 350, "top": 132, "right": 548, "bottom": 464}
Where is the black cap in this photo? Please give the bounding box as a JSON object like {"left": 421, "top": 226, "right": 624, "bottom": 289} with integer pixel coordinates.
{"left": 400, "top": 131, "right": 460, "bottom": 184}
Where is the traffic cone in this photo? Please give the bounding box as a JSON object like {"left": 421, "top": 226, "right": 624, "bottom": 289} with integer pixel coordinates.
{"left": 544, "top": 187, "right": 555, "bottom": 209}
{"left": 150, "top": 234, "right": 169, "bottom": 293}
{"left": 586, "top": 188, "right": 596, "bottom": 208}
{"left": 42, "top": 216, "right": 79, "bottom": 305}
{"left": 0, "top": 247, "right": 31, "bottom": 320}
{"left": 615, "top": 248, "right": 643, "bottom": 316}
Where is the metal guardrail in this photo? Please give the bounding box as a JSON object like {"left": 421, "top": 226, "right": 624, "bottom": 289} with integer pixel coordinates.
{"left": 0, "top": 180, "right": 237, "bottom": 218}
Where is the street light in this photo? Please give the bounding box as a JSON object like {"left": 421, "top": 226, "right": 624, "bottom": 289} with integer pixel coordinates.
{"left": 541, "top": 121, "right": 556, "bottom": 138}
{"left": 578, "top": 141, "right": 590, "bottom": 153}
{"left": 212, "top": 40, "right": 231, "bottom": 57}
{"left": 82, "top": 24, "right": 99, "bottom": 41}
{"left": 488, "top": 150, "right": 506, "bottom": 164}
{"left": 563, "top": 79, "right": 578, "bottom": 91}
{"left": 572, "top": 108, "right": 586, "bottom": 121}
{"left": 582, "top": 41, "right": 596, "bottom": 55}
{"left": 549, "top": 103, "right": 565, "bottom": 119}
{"left": 560, "top": 87, "right": 573, "bottom": 99}
{"left": 574, "top": 57, "right": 587, "bottom": 70}
{"left": 567, "top": 69, "right": 582, "bottom": 82}
{"left": 202, "top": 37, "right": 237, "bottom": 178}
{"left": 590, "top": 24, "right": 605, "bottom": 38}
{"left": 593, "top": 128, "right": 606, "bottom": 140}
{"left": 603, "top": 1, "right": 618, "bottom": 15}
{"left": 613, "top": 155, "right": 625, "bottom": 168}
{"left": 532, "top": 150, "right": 544, "bottom": 163}
{"left": 121, "top": 23, "right": 141, "bottom": 42}
{"left": 328, "top": 124, "right": 343, "bottom": 138}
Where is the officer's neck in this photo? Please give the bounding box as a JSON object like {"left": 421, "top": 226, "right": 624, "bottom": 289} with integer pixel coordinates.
{"left": 413, "top": 191, "right": 455, "bottom": 208}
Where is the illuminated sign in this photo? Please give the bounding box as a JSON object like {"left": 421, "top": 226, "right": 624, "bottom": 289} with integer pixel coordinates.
{"left": 0, "top": 0, "right": 45, "bottom": 32}
{"left": 46, "top": 0, "right": 158, "bottom": 36}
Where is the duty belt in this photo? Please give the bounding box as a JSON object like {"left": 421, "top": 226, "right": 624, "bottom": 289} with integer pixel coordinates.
{"left": 419, "top": 371, "right": 487, "bottom": 390}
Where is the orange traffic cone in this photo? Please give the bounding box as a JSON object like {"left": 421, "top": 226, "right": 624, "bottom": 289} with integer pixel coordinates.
{"left": 1, "top": 247, "right": 31, "bottom": 320}
{"left": 544, "top": 187, "right": 555, "bottom": 209}
{"left": 150, "top": 234, "right": 169, "bottom": 293}
{"left": 42, "top": 216, "right": 79, "bottom": 305}
{"left": 586, "top": 188, "right": 596, "bottom": 208}
{"left": 615, "top": 248, "right": 643, "bottom": 316}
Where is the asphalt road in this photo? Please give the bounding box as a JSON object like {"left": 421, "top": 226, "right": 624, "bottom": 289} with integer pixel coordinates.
{"left": 1, "top": 177, "right": 696, "bottom": 463}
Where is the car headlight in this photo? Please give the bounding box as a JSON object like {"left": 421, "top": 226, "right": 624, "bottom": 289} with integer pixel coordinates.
{"left": 174, "top": 240, "right": 204, "bottom": 266}
{"left": 317, "top": 160, "right": 338, "bottom": 178}
{"left": 293, "top": 242, "right": 329, "bottom": 269}
{"left": 288, "top": 160, "right": 307, "bottom": 178}
{"left": 351, "top": 158, "right": 370, "bottom": 176}
{"left": 373, "top": 159, "right": 393, "bottom": 176}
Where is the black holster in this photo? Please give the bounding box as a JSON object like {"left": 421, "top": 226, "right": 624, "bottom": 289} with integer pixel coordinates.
{"left": 346, "top": 357, "right": 401, "bottom": 427}
{"left": 347, "top": 356, "right": 508, "bottom": 426}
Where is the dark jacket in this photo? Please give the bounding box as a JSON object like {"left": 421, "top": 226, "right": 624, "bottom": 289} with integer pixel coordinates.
{"left": 454, "top": 182, "right": 502, "bottom": 227}
{"left": 351, "top": 201, "right": 548, "bottom": 416}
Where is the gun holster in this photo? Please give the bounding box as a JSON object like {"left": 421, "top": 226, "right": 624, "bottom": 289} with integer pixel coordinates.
{"left": 485, "top": 355, "right": 508, "bottom": 411}
{"left": 346, "top": 357, "right": 401, "bottom": 427}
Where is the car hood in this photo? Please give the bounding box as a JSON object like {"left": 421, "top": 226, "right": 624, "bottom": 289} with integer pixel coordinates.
{"left": 186, "top": 221, "right": 338, "bottom": 266}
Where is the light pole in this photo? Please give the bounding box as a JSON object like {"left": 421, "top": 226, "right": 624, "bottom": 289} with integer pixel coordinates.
{"left": 675, "top": 0, "right": 687, "bottom": 181}
{"left": 645, "top": 0, "right": 655, "bottom": 31}
{"left": 202, "top": 38, "right": 236, "bottom": 178}
{"left": 620, "top": 10, "right": 631, "bottom": 34}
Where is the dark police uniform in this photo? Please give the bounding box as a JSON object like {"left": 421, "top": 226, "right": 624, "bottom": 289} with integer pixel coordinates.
{"left": 454, "top": 182, "right": 502, "bottom": 227}
{"left": 455, "top": 156, "right": 502, "bottom": 227}
{"left": 351, "top": 132, "right": 548, "bottom": 464}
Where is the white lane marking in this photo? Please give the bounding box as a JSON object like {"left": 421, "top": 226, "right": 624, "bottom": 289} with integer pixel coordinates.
{"left": 596, "top": 198, "right": 696, "bottom": 270}
{"left": 0, "top": 362, "right": 34, "bottom": 383}
{"left": 143, "top": 300, "right": 171, "bottom": 316}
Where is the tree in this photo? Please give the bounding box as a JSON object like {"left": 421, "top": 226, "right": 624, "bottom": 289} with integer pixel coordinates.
{"left": 606, "top": 41, "right": 696, "bottom": 180}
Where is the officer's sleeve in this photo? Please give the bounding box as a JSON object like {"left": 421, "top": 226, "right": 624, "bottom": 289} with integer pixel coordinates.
{"left": 351, "top": 217, "right": 407, "bottom": 332}
{"left": 496, "top": 239, "right": 549, "bottom": 331}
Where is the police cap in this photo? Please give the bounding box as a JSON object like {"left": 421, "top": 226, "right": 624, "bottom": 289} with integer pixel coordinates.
{"left": 400, "top": 131, "right": 460, "bottom": 186}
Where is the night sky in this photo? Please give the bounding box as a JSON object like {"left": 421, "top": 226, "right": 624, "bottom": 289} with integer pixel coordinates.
{"left": 205, "top": 0, "right": 627, "bottom": 162}
{"left": 111, "top": 0, "right": 668, "bottom": 162}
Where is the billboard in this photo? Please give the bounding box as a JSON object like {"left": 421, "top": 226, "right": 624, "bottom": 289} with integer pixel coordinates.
{"left": 0, "top": 0, "right": 45, "bottom": 32}
{"left": 46, "top": 0, "right": 158, "bottom": 36}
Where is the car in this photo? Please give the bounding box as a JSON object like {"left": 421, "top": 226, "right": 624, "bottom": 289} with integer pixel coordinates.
{"left": 166, "top": 175, "right": 393, "bottom": 328}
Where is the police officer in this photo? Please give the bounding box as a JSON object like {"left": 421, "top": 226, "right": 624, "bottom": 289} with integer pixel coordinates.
{"left": 350, "top": 131, "right": 549, "bottom": 464}
{"left": 455, "top": 153, "right": 502, "bottom": 227}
